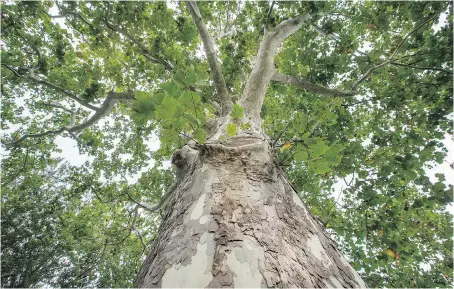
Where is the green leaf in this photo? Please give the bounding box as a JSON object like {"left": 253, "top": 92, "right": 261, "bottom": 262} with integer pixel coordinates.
{"left": 157, "top": 95, "right": 178, "bottom": 119}
{"left": 226, "top": 123, "right": 237, "bottom": 136}
{"left": 294, "top": 112, "right": 308, "bottom": 132}
{"left": 178, "top": 91, "right": 201, "bottom": 110}
{"left": 193, "top": 128, "right": 206, "bottom": 144}
{"left": 132, "top": 91, "right": 155, "bottom": 114}
{"left": 324, "top": 143, "right": 344, "bottom": 165}
{"left": 294, "top": 150, "right": 309, "bottom": 163}
{"left": 312, "top": 160, "right": 331, "bottom": 174}
{"left": 173, "top": 71, "right": 187, "bottom": 87}
{"left": 160, "top": 81, "right": 181, "bottom": 97}
{"left": 309, "top": 142, "right": 330, "bottom": 158}
{"left": 184, "top": 112, "right": 200, "bottom": 128}
{"left": 230, "top": 104, "right": 244, "bottom": 119}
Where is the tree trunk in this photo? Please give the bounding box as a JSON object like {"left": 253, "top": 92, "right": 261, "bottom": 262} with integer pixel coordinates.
{"left": 136, "top": 134, "right": 366, "bottom": 288}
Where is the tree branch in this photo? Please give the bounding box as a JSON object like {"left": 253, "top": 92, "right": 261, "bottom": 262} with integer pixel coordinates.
{"left": 259, "top": 1, "right": 276, "bottom": 37}
{"left": 3, "top": 127, "right": 67, "bottom": 147}
{"left": 351, "top": 60, "right": 390, "bottom": 90}
{"left": 29, "top": 75, "right": 104, "bottom": 110}
{"left": 124, "top": 181, "right": 177, "bottom": 213}
{"left": 272, "top": 121, "right": 292, "bottom": 148}
{"left": 65, "top": 91, "right": 134, "bottom": 132}
{"left": 104, "top": 20, "right": 173, "bottom": 70}
{"left": 3, "top": 64, "right": 100, "bottom": 111}
{"left": 41, "top": 102, "right": 73, "bottom": 113}
{"left": 2, "top": 91, "right": 135, "bottom": 146}
{"left": 12, "top": 25, "right": 41, "bottom": 66}
{"left": 311, "top": 23, "right": 341, "bottom": 41}
{"left": 187, "top": 1, "right": 232, "bottom": 117}
{"left": 389, "top": 6, "right": 446, "bottom": 61}
{"left": 352, "top": 5, "right": 448, "bottom": 89}
{"left": 54, "top": 4, "right": 173, "bottom": 71}
{"left": 390, "top": 61, "right": 453, "bottom": 74}
{"left": 106, "top": 205, "right": 140, "bottom": 246}
{"left": 132, "top": 226, "right": 149, "bottom": 251}
{"left": 103, "top": 4, "right": 173, "bottom": 71}
{"left": 52, "top": 4, "right": 96, "bottom": 32}
{"left": 271, "top": 72, "right": 359, "bottom": 97}
{"left": 240, "top": 13, "right": 311, "bottom": 127}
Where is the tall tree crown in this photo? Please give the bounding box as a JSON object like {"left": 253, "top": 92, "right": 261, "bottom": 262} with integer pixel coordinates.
{"left": 1, "top": 1, "right": 452, "bottom": 287}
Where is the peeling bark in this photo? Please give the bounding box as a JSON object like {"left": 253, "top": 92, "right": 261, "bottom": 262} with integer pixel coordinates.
{"left": 136, "top": 135, "right": 366, "bottom": 288}
{"left": 240, "top": 14, "right": 310, "bottom": 129}
{"left": 187, "top": 1, "right": 232, "bottom": 117}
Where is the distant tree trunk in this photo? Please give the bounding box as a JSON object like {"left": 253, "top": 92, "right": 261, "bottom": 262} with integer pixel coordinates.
{"left": 136, "top": 134, "right": 366, "bottom": 288}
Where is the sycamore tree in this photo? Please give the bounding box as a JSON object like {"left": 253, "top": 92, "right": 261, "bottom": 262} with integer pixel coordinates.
{"left": 1, "top": 1, "right": 453, "bottom": 288}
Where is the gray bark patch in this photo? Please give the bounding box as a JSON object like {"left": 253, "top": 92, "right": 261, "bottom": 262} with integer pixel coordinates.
{"left": 136, "top": 139, "right": 366, "bottom": 288}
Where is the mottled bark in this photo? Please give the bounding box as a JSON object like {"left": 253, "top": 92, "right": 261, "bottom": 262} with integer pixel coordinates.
{"left": 187, "top": 1, "right": 232, "bottom": 116}
{"left": 136, "top": 134, "right": 366, "bottom": 288}
{"left": 240, "top": 14, "right": 310, "bottom": 130}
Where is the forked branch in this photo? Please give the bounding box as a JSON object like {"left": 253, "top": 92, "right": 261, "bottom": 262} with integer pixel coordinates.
{"left": 240, "top": 13, "right": 311, "bottom": 126}
{"left": 187, "top": 1, "right": 232, "bottom": 116}
{"left": 352, "top": 5, "right": 449, "bottom": 89}
{"left": 2, "top": 91, "right": 135, "bottom": 146}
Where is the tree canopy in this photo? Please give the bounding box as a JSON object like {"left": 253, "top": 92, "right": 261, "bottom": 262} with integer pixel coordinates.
{"left": 1, "top": 1, "right": 453, "bottom": 287}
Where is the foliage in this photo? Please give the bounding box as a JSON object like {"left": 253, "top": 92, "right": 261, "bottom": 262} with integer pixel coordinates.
{"left": 1, "top": 1, "right": 452, "bottom": 287}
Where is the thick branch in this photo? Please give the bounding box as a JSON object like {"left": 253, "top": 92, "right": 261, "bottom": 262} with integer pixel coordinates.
{"left": 3, "top": 91, "right": 135, "bottom": 146}
{"left": 66, "top": 91, "right": 134, "bottom": 132}
{"left": 187, "top": 1, "right": 232, "bottom": 116}
{"left": 240, "top": 13, "right": 310, "bottom": 126}
{"left": 271, "top": 72, "right": 359, "bottom": 97}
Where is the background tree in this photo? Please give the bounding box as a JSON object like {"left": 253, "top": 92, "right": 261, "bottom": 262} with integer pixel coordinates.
{"left": 1, "top": 1, "right": 452, "bottom": 287}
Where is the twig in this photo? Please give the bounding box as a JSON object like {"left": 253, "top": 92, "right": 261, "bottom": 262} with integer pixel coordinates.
{"left": 272, "top": 72, "right": 358, "bottom": 97}
{"left": 272, "top": 121, "right": 292, "bottom": 148}
{"left": 351, "top": 60, "right": 390, "bottom": 90}
{"left": 352, "top": 5, "right": 448, "bottom": 90}
{"left": 389, "top": 5, "right": 447, "bottom": 61}
{"left": 122, "top": 173, "right": 177, "bottom": 213}
{"left": 390, "top": 61, "right": 453, "bottom": 74}
{"left": 2, "top": 63, "right": 99, "bottom": 111}
{"left": 323, "top": 185, "right": 344, "bottom": 226}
